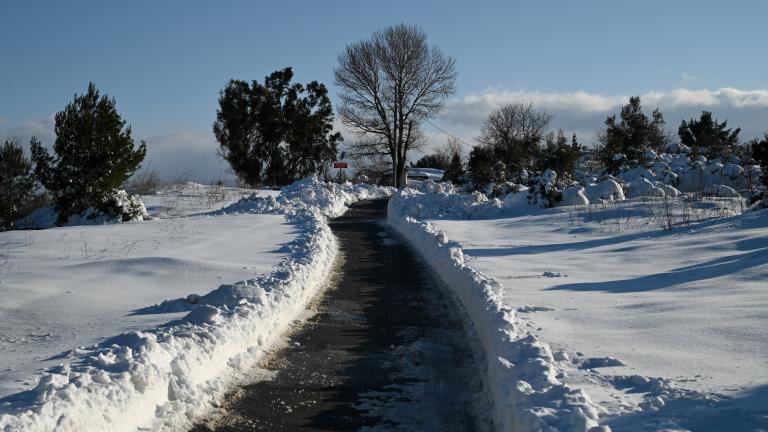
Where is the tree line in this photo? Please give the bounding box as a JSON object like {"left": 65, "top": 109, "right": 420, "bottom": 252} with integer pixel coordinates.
{"left": 3, "top": 23, "right": 768, "bottom": 230}
{"left": 416, "top": 96, "right": 768, "bottom": 197}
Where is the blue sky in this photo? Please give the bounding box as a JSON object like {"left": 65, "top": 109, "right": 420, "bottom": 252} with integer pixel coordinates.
{"left": 2, "top": 1, "right": 767, "bottom": 180}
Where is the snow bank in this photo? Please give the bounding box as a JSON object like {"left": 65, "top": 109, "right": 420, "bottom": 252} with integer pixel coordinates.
{"left": 388, "top": 189, "right": 604, "bottom": 432}
{"left": 0, "top": 177, "right": 390, "bottom": 432}
{"left": 560, "top": 186, "right": 590, "bottom": 206}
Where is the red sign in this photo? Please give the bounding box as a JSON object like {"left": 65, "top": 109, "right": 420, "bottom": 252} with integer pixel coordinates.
{"left": 333, "top": 162, "right": 348, "bottom": 169}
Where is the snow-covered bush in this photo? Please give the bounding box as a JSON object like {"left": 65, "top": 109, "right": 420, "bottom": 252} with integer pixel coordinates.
{"left": 527, "top": 170, "right": 562, "bottom": 208}
{"left": 489, "top": 181, "right": 526, "bottom": 198}
{"left": 585, "top": 177, "right": 625, "bottom": 202}
{"left": 748, "top": 195, "right": 768, "bottom": 212}
{"left": 560, "top": 186, "right": 589, "bottom": 206}
{"left": 96, "top": 189, "right": 148, "bottom": 221}
{"left": 705, "top": 184, "right": 741, "bottom": 198}
{"left": 626, "top": 177, "right": 667, "bottom": 198}
{"left": 17, "top": 189, "right": 148, "bottom": 229}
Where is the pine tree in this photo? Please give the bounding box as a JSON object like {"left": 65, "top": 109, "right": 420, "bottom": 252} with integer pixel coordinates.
{"left": 539, "top": 130, "right": 581, "bottom": 182}
{"left": 443, "top": 151, "right": 464, "bottom": 183}
{"left": 0, "top": 138, "right": 36, "bottom": 230}
{"left": 214, "top": 68, "right": 340, "bottom": 187}
{"left": 599, "top": 96, "right": 670, "bottom": 172}
{"left": 31, "top": 83, "right": 146, "bottom": 225}
{"left": 678, "top": 111, "right": 741, "bottom": 160}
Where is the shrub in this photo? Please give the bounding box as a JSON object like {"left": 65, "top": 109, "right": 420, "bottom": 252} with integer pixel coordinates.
{"left": 527, "top": 170, "right": 562, "bottom": 208}
{"left": 678, "top": 111, "right": 741, "bottom": 160}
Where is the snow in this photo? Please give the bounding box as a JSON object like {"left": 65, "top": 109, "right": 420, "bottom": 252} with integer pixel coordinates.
{"left": 0, "top": 177, "right": 390, "bottom": 432}
{"left": 389, "top": 190, "right": 602, "bottom": 432}
{"left": 585, "top": 179, "right": 625, "bottom": 202}
{"left": 389, "top": 184, "right": 768, "bottom": 431}
{"left": 139, "top": 182, "right": 280, "bottom": 218}
{"left": 0, "top": 213, "right": 295, "bottom": 399}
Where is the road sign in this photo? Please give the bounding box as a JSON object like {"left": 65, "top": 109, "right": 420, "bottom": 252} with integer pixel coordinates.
{"left": 333, "top": 162, "right": 348, "bottom": 169}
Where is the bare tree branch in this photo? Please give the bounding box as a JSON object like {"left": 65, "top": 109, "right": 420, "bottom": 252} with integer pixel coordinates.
{"left": 335, "top": 24, "right": 456, "bottom": 187}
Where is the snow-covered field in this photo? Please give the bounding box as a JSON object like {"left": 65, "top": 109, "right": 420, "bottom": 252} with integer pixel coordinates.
{"left": 389, "top": 183, "right": 768, "bottom": 432}
{"left": 0, "top": 179, "right": 389, "bottom": 432}
{"left": 3, "top": 173, "right": 763, "bottom": 432}
{"left": 0, "top": 211, "right": 296, "bottom": 398}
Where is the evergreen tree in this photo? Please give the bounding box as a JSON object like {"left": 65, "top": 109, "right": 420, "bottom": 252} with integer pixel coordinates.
{"left": 468, "top": 144, "right": 504, "bottom": 187}
{"left": 539, "top": 130, "right": 581, "bottom": 182}
{"left": 31, "top": 83, "right": 146, "bottom": 225}
{"left": 600, "top": 96, "right": 670, "bottom": 172}
{"left": 678, "top": 111, "right": 741, "bottom": 160}
{"left": 0, "top": 138, "right": 36, "bottom": 230}
{"left": 443, "top": 151, "right": 464, "bottom": 183}
{"left": 214, "top": 68, "right": 340, "bottom": 187}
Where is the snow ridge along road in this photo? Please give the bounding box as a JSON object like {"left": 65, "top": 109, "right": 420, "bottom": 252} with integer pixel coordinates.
{"left": 0, "top": 178, "right": 389, "bottom": 432}
{"left": 194, "top": 199, "right": 492, "bottom": 431}
{"left": 389, "top": 190, "right": 604, "bottom": 432}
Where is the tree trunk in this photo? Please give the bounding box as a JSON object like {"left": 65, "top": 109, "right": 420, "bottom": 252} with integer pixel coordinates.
{"left": 396, "top": 158, "right": 407, "bottom": 189}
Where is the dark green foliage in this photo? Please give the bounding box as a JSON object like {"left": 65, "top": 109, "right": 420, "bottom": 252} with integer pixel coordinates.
{"left": 678, "top": 111, "right": 741, "bottom": 160}
{"left": 414, "top": 153, "right": 450, "bottom": 170}
{"left": 214, "top": 68, "right": 341, "bottom": 187}
{"left": 538, "top": 130, "right": 581, "bottom": 182}
{"left": 600, "top": 96, "right": 670, "bottom": 172}
{"left": 751, "top": 133, "right": 768, "bottom": 185}
{"left": 0, "top": 138, "right": 36, "bottom": 230}
{"left": 468, "top": 145, "right": 506, "bottom": 186}
{"left": 31, "top": 83, "right": 146, "bottom": 225}
{"left": 443, "top": 151, "right": 464, "bottom": 184}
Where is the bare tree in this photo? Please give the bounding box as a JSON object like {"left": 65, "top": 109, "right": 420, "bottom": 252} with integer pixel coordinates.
{"left": 335, "top": 24, "right": 457, "bottom": 187}
{"left": 476, "top": 102, "right": 552, "bottom": 178}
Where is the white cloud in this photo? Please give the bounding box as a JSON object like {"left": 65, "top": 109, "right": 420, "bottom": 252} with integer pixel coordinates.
{"left": 449, "top": 87, "right": 768, "bottom": 114}
{"left": 418, "top": 87, "right": 768, "bottom": 157}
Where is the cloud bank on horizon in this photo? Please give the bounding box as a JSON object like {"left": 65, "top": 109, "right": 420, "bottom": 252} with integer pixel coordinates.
{"left": 429, "top": 87, "right": 768, "bottom": 154}
{"left": 2, "top": 87, "right": 767, "bottom": 182}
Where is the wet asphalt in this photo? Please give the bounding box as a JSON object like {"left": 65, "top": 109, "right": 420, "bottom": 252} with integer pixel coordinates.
{"left": 192, "top": 199, "right": 491, "bottom": 431}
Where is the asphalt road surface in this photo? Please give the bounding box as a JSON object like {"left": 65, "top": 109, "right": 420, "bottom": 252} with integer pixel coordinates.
{"left": 192, "top": 199, "right": 492, "bottom": 431}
